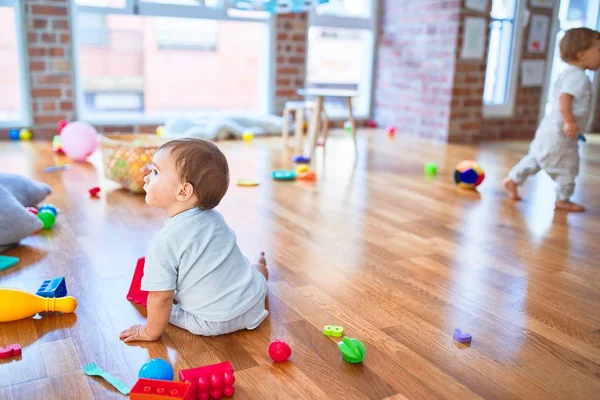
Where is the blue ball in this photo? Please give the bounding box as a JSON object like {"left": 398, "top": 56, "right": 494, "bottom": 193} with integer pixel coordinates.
{"left": 138, "top": 358, "right": 174, "bottom": 381}
{"left": 9, "top": 129, "right": 20, "bottom": 141}
{"left": 38, "top": 204, "right": 58, "bottom": 217}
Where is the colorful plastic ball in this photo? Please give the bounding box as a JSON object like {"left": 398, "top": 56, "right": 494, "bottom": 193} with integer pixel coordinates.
{"left": 9, "top": 129, "right": 20, "bottom": 140}
{"left": 58, "top": 120, "right": 67, "bottom": 134}
{"left": 387, "top": 126, "right": 396, "bottom": 139}
{"left": 454, "top": 160, "right": 485, "bottom": 189}
{"left": 38, "top": 204, "right": 58, "bottom": 217}
{"left": 19, "top": 129, "right": 31, "bottom": 140}
{"left": 26, "top": 207, "right": 38, "bottom": 215}
{"left": 38, "top": 210, "right": 56, "bottom": 230}
{"left": 60, "top": 121, "right": 98, "bottom": 162}
{"left": 425, "top": 162, "right": 438, "bottom": 176}
{"left": 343, "top": 121, "right": 353, "bottom": 134}
{"left": 242, "top": 132, "right": 254, "bottom": 143}
{"left": 268, "top": 339, "right": 292, "bottom": 362}
{"left": 156, "top": 125, "right": 164, "bottom": 137}
{"left": 138, "top": 358, "right": 174, "bottom": 381}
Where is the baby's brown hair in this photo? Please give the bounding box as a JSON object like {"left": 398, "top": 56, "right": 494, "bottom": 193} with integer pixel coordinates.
{"left": 157, "top": 138, "right": 229, "bottom": 209}
{"left": 560, "top": 27, "right": 600, "bottom": 62}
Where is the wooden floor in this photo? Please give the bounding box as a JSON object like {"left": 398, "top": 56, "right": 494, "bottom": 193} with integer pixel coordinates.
{"left": 1, "top": 131, "right": 599, "bottom": 400}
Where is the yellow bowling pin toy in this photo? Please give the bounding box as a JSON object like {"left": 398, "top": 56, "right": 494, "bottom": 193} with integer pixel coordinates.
{"left": 0, "top": 288, "right": 77, "bottom": 322}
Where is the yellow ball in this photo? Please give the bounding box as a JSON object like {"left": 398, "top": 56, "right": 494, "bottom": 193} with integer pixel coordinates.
{"left": 296, "top": 165, "right": 309, "bottom": 174}
{"left": 156, "top": 125, "right": 164, "bottom": 137}
{"left": 19, "top": 129, "right": 31, "bottom": 140}
{"left": 242, "top": 132, "right": 254, "bottom": 143}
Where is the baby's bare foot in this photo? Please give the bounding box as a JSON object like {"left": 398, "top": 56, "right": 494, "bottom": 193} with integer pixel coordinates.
{"left": 503, "top": 178, "right": 521, "bottom": 201}
{"left": 555, "top": 201, "right": 585, "bottom": 212}
{"left": 253, "top": 252, "right": 269, "bottom": 281}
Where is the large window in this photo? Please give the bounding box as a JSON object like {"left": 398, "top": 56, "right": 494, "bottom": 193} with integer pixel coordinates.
{"left": 307, "top": 0, "right": 377, "bottom": 119}
{"left": 74, "top": 0, "right": 271, "bottom": 123}
{"left": 0, "top": 0, "right": 29, "bottom": 128}
{"left": 483, "top": 0, "right": 524, "bottom": 117}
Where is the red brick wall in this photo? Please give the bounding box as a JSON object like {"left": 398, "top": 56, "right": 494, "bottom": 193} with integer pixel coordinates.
{"left": 374, "top": 0, "right": 462, "bottom": 142}
{"left": 24, "top": 0, "right": 75, "bottom": 139}
{"left": 482, "top": 5, "right": 555, "bottom": 140}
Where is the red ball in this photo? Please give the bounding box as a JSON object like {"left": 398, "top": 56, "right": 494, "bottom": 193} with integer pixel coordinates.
{"left": 268, "top": 339, "right": 292, "bottom": 362}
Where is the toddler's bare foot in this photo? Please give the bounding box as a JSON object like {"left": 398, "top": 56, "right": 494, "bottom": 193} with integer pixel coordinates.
{"left": 503, "top": 178, "right": 521, "bottom": 201}
{"left": 555, "top": 201, "right": 585, "bottom": 212}
{"left": 253, "top": 252, "right": 269, "bottom": 281}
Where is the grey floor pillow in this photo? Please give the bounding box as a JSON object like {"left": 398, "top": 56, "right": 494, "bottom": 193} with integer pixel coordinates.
{"left": 0, "top": 186, "right": 43, "bottom": 252}
{"left": 0, "top": 173, "right": 52, "bottom": 207}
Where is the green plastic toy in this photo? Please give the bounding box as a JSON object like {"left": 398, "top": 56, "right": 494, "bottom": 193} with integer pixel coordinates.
{"left": 272, "top": 170, "right": 297, "bottom": 181}
{"left": 338, "top": 337, "right": 366, "bottom": 363}
{"left": 323, "top": 325, "right": 344, "bottom": 337}
{"left": 0, "top": 255, "right": 19, "bottom": 272}
{"left": 425, "top": 162, "right": 438, "bottom": 176}
{"left": 38, "top": 210, "right": 56, "bottom": 230}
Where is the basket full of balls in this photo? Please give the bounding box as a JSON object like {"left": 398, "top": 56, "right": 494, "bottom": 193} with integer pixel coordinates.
{"left": 454, "top": 160, "right": 485, "bottom": 189}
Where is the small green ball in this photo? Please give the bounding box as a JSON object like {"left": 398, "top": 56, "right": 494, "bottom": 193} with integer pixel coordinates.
{"left": 38, "top": 210, "right": 56, "bottom": 230}
{"left": 425, "top": 162, "right": 438, "bottom": 176}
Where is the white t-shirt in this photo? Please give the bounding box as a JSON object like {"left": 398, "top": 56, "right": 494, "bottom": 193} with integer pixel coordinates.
{"left": 141, "top": 208, "right": 266, "bottom": 322}
{"left": 546, "top": 64, "right": 592, "bottom": 128}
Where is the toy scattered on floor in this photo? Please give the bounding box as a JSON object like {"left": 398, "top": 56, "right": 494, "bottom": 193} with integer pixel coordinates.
{"left": 127, "top": 257, "right": 149, "bottom": 307}
{"left": 0, "top": 344, "right": 22, "bottom": 359}
{"left": 139, "top": 358, "right": 175, "bottom": 381}
{"left": 19, "top": 129, "right": 31, "bottom": 140}
{"left": 38, "top": 204, "right": 58, "bottom": 216}
{"left": 338, "top": 337, "right": 366, "bottom": 364}
{"left": 293, "top": 155, "right": 310, "bottom": 164}
{"left": 44, "top": 164, "right": 71, "bottom": 173}
{"left": 36, "top": 277, "right": 67, "bottom": 298}
{"left": 83, "top": 362, "right": 131, "bottom": 395}
{"left": 0, "top": 255, "right": 19, "bottom": 272}
{"left": 295, "top": 164, "right": 309, "bottom": 174}
{"left": 453, "top": 329, "right": 472, "bottom": 344}
{"left": 130, "top": 378, "right": 192, "bottom": 400}
{"left": 60, "top": 121, "right": 99, "bottom": 162}
{"left": 52, "top": 135, "right": 64, "bottom": 154}
{"left": 156, "top": 125, "right": 165, "bottom": 137}
{"left": 424, "top": 162, "right": 438, "bottom": 176}
{"left": 89, "top": 186, "right": 101, "bottom": 197}
{"left": 297, "top": 171, "right": 317, "bottom": 181}
{"left": 367, "top": 120, "right": 377, "bottom": 128}
{"left": 242, "top": 131, "right": 254, "bottom": 143}
{"left": 344, "top": 121, "right": 353, "bottom": 134}
{"left": 38, "top": 209, "right": 56, "bottom": 230}
{"left": 454, "top": 160, "right": 485, "bottom": 189}
{"left": 236, "top": 179, "right": 260, "bottom": 187}
{"left": 179, "top": 360, "right": 235, "bottom": 399}
{"left": 8, "top": 129, "right": 20, "bottom": 141}
{"left": 387, "top": 126, "right": 396, "bottom": 140}
{"left": 0, "top": 288, "right": 77, "bottom": 322}
{"left": 26, "top": 207, "right": 38, "bottom": 215}
{"left": 323, "top": 325, "right": 344, "bottom": 337}
{"left": 268, "top": 339, "right": 292, "bottom": 362}
{"left": 58, "top": 119, "right": 67, "bottom": 133}
{"left": 232, "top": 0, "right": 330, "bottom": 13}
{"left": 272, "top": 170, "right": 297, "bottom": 181}
{"left": 578, "top": 134, "right": 586, "bottom": 142}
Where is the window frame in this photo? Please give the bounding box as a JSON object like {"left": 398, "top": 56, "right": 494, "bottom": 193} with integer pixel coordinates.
{"left": 483, "top": 0, "right": 526, "bottom": 118}
{"left": 307, "top": 0, "right": 379, "bottom": 120}
{"left": 72, "top": 0, "right": 275, "bottom": 125}
{"left": 0, "top": 0, "right": 31, "bottom": 129}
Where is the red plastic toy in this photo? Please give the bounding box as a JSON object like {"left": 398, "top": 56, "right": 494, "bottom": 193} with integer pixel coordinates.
{"left": 130, "top": 378, "right": 192, "bottom": 400}
{"left": 127, "top": 257, "right": 149, "bottom": 307}
{"left": 58, "top": 120, "right": 67, "bottom": 134}
{"left": 366, "top": 120, "right": 377, "bottom": 128}
{"left": 268, "top": 339, "right": 291, "bottom": 363}
{"left": 26, "top": 207, "right": 38, "bottom": 215}
{"left": 387, "top": 126, "right": 396, "bottom": 139}
{"left": 0, "top": 344, "right": 22, "bottom": 359}
{"left": 89, "top": 187, "right": 101, "bottom": 197}
{"left": 179, "top": 361, "right": 235, "bottom": 400}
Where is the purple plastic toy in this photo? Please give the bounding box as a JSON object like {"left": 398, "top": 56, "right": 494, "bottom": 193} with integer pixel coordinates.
{"left": 453, "top": 329, "right": 472, "bottom": 343}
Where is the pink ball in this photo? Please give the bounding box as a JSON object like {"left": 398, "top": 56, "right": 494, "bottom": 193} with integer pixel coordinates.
{"left": 268, "top": 339, "right": 292, "bottom": 362}
{"left": 60, "top": 121, "right": 98, "bottom": 161}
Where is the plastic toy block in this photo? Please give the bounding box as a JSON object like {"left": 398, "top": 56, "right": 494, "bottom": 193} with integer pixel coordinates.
{"left": 127, "top": 257, "right": 149, "bottom": 307}
{"left": 0, "top": 344, "right": 22, "bottom": 359}
{"left": 89, "top": 186, "right": 101, "bottom": 197}
{"left": 0, "top": 255, "right": 19, "bottom": 272}
{"left": 453, "top": 329, "right": 472, "bottom": 344}
{"left": 323, "top": 325, "right": 344, "bottom": 337}
{"left": 130, "top": 378, "right": 192, "bottom": 400}
{"left": 338, "top": 337, "right": 366, "bottom": 364}
{"left": 179, "top": 361, "right": 235, "bottom": 400}
{"left": 36, "top": 277, "right": 67, "bottom": 298}
{"left": 292, "top": 155, "right": 310, "bottom": 164}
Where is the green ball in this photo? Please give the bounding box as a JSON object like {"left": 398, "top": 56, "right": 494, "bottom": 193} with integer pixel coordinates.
{"left": 424, "top": 162, "right": 438, "bottom": 176}
{"left": 38, "top": 210, "right": 56, "bottom": 230}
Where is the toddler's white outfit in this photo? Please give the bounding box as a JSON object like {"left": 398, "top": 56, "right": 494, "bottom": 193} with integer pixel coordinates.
{"left": 508, "top": 64, "right": 591, "bottom": 200}
{"left": 142, "top": 208, "right": 268, "bottom": 336}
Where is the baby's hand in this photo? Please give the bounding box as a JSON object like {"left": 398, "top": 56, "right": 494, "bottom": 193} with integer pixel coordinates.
{"left": 564, "top": 121, "right": 580, "bottom": 139}
{"left": 119, "top": 324, "right": 160, "bottom": 343}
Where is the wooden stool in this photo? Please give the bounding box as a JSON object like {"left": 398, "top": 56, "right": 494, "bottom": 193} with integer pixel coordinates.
{"left": 282, "top": 100, "right": 328, "bottom": 151}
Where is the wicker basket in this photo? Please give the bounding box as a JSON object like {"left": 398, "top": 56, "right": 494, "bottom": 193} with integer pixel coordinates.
{"left": 99, "top": 133, "right": 167, "bottom": 193}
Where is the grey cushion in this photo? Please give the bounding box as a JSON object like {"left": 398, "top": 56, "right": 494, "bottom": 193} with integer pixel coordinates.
{"left": 0, "top": 173, "right": 51, "bottom": 207}
{"left": 0, "top": 186, "right": 43, "bottom": 251}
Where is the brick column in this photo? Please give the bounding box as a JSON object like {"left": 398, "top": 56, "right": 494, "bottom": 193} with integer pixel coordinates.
{"left": 24, "top": 0, "right": 75, "bottom": 139}
{"left": 273, "top": 12, "right": 308, "bottom": 114}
